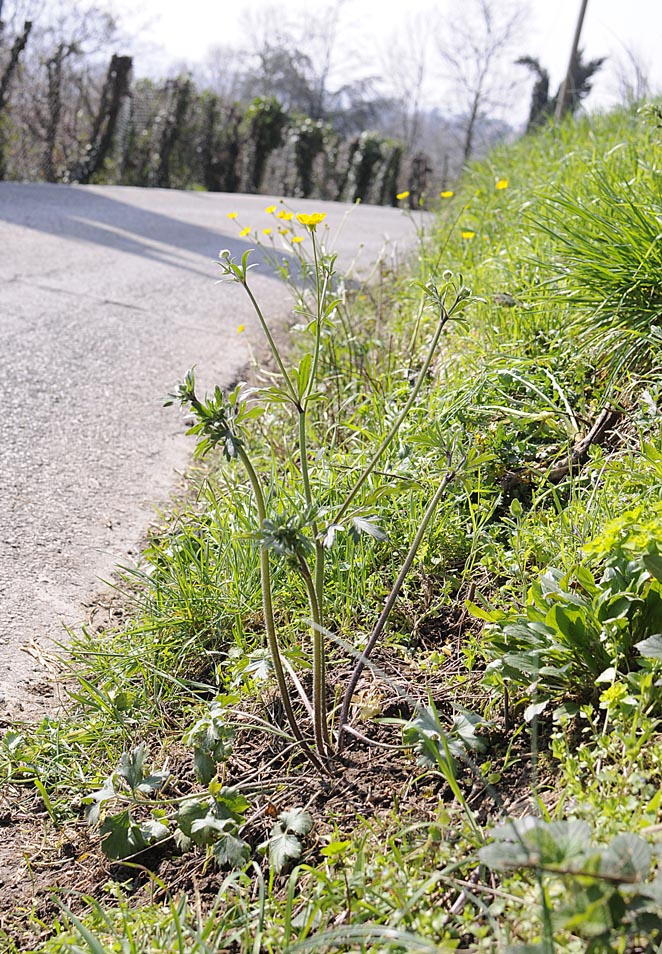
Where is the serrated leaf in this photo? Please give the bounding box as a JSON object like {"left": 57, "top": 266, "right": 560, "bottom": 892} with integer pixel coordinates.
{"left": 190, "top": 813, "right": 234, "bottom": 847}
{"left": 176, "top": 796, "right": 211, "bottom": 839}
{"left": 211, "top": 833, "right": 250, "bottom": 867}
{"left": 138, "top": 771, "right": 169, "bottom": 794}
{"left": 83, "top": 776, "right": 116, "bottom": 826}
{"left": 193, "top": 748, "right": 217, "bottom": 786}
{"left": 117, "top": 744, "right": 147, "bottom": 791}
{"left": 140, "top": 818, "right": 169, "bottom": 843}
{"left": 212, "top": 786, "right": 250, "bottom": 823}
{"left": 600, "top": 834, "right": 651, "bottom": 882}
{"left": 278, "top": 808, "right": 314, "bottom": 836}
{"left": 269, "top": 829, "right": 304, "bottom": 873}
{"left": 173, "top": 828, "right": 192, "bottom": 853}
{"left": 100, "top": 810, "right": 149, "bottom": 860}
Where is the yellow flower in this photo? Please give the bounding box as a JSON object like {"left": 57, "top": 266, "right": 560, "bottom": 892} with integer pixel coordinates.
{"left": 495, "top": 179, "right": 509, "bottom": 190}
{"left": 296, "top": 212, "right": 327, "bottom": 228}
{"left": 227, "top": 211, "right": 238, "bottom": 219}
{"left": 396, "top": 191, "right": 410, "bottom": 200}
{"left": 461, "top": 230, "right": 476, "bottom": 239}
{"left": 440, "top": 190, "right": 454, "bottom": 199}
{"left": 278, "top": 227, "right": 290, "bottom": 235}
{"left": 291, "top": 235, "right": 305, "bottom": 244}
{"left": 265, "top": 205, "right": 276, "bottom": 214}
{"left": 262, "top": 228, "right": 272, "bottom": 235}
{"left": 239, "top": 226, "right": 251, "bottom": 238}
{"left": 237, "top": 324, "right": 245, "bottom": 334}
{"left": 277, "top": 211, "right": 294, "bottom": 220}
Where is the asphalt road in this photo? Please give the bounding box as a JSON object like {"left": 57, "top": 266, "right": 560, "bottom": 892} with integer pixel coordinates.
{"left": 0, "top": 184, "right": 423, "bottom": 718}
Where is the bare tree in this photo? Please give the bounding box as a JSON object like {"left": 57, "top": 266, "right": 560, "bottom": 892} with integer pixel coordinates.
{"left": 437, "top": 0, "right": 528, "bottom": 162}
{"left": 612, "top": 43, "right": 652, "bottom": 105}
{"left": 381, "top": 11, "right": 437, "bottom": 154}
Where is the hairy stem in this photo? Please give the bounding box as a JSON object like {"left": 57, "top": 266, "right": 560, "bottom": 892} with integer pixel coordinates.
{"left": 298, "top": 555, "right": 331, "bottom": 757}
{"left": 236, "top": 445, "right": 327, "bottom": 774}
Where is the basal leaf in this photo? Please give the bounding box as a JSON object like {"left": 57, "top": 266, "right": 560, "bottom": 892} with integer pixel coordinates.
{"left": 83, "top": 776, "right": 116, "bottom": 827}
{"left": 100, "top": 810, "right": 149, "bottom": 860}
{"left": 117, "top": 744, "right": 147, "bottom": 791}
{"left": 269, "top": 829, "right": 304, "bottom": 873}
{"left": 278, "top": 808, "right": 314, "bottom": 836}
{"left": 211, "top": 833, "right": 250, "bottom": 867}
{"left": 600, "top": 833, "right": 651, "bottom": 882}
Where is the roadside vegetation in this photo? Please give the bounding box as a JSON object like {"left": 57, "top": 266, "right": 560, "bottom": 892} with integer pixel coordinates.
{"left": 5, "top": 100, "right": 662, "bottom": 952}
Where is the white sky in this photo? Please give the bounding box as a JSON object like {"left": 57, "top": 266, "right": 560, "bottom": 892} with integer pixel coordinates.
{"left": 111, "top": 0, "right": 662, "bottom": 121}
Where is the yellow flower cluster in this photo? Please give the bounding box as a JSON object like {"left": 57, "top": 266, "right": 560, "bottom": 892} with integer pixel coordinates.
{"left": 440, "top": 190, "right": 454, "bottom": 199}
{"left": 296, "top": 212, "right": 326, "bottom": 228}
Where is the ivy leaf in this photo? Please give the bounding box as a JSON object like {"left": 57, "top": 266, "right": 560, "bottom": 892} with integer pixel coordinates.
{"left": 100, "top": 810, "right": 149, "bottom": 860}
{"left": 83, "top": 776, "right": 116, "bottom": 826}
{"left": 211, "top": 833, "right": 250, "bottom": 867}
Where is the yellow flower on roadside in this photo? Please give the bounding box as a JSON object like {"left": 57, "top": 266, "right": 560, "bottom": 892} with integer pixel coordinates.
{"left": 291, "top": 235, "right": 305, "bottom": 244}
{"left": 262, "top": 228, "right": 272, "bottom": 235}
{"left": 461, "top": 230, "right": 476, "bottom": 239}
{"left": 237, "top": 324, "right": 245, "bottom": 334}
{"left": 227, "top": 212, "right": 238, "bottom": 219}
{"left": 265, "top": 205, "right": 276, "bottom": 214}
{"left": 296, "top": 212, "right": 326, "bottom": 228}
{"left": 396, "top": 190, "right": 410, "bottom": 200}
{"left": 239, "top": 226, "right": 251, "bottom": 237}
{"left": 495, "top": 179, "right": 509, "bottom": 190}
{"left": 440, "top": 190, "right": 454, "bottom": 199}
{"left": 277, "top": 210, "right": 294, "bottom": 221}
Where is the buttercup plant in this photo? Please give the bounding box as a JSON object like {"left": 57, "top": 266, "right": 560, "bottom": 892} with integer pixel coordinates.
{"left": 170, "top": 211, "right": 477, "bottom": 770}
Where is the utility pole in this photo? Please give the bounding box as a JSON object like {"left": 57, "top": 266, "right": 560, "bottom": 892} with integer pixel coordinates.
{"left": 554, "top": 0, "right": 590, "bottom": 121}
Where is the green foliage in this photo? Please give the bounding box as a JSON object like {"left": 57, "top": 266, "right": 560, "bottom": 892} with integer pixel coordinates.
{"left": 533, "top": 134, "right": 662, "bottom": 379}
{"left": 243, "top": 96, "right": 288, "bottom": 192}
{"left": 481, "top": 818, "right": 662, "bottom": 949}
{"left": 482, "top": 509, "right": 662, "bottom": 718}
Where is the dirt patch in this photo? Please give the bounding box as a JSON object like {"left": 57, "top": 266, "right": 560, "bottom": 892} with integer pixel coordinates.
{"left": 1, "top": 623, "right": 553, "bottom": 950}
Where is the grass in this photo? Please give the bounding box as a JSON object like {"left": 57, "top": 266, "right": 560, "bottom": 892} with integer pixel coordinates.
{"left": 4, "top": 101, "right": 662, "bottom": 952}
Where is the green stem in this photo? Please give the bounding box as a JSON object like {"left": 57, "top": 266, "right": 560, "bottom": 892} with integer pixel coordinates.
{"left": 236, "top": 444, "right": 327, "bottom": 774}
{"left": 241, "top": 280, "right": 299, "bottom": 406}
{"left": 333, "top": 301, "right": 451, "bottom": 529}
{"left": 336, "top": 464, "right": 460, "bottom": 751}
{"left": 298, "top": 555, "right": 331, "bottom": 756}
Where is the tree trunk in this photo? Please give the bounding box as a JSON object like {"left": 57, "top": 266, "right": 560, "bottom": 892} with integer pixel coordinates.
{"left": 73, "top": 53, "right": 132, "bottom": 184}
{"left": 0, "top": 19, "right": 32, "bottom": 179}
{"left": 43, "top": 45, "right": 66, "bottom": 183}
